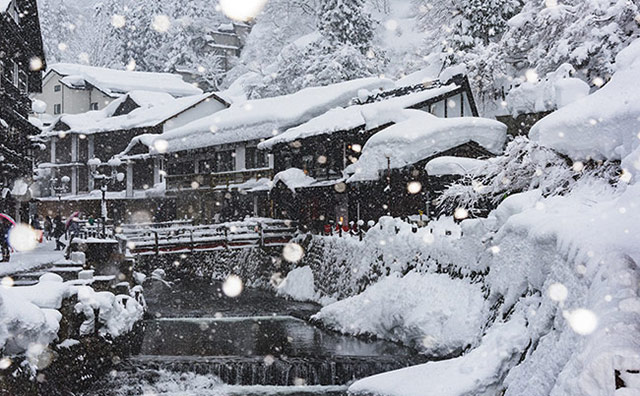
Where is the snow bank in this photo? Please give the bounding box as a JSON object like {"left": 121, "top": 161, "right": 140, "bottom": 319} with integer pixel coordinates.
{"left": 48, "top": 63, "right": 202, "bottom": 98}
{"left": 530, "top": 38, "right": 640, "bottom": 168}
{"left": 276, "top": 266, "right": 317, "bottom": 302}
{"left": 299, "top": 172, "right": 640, "bottom": 395}
{"left": 349, "top": 314, "right": 529, "bottom": 396}
{"left": 347, "top": 110, "right": 507, "bottom": 181}
{"left": 314, "top": 272, "right": 487, "bottom": 356}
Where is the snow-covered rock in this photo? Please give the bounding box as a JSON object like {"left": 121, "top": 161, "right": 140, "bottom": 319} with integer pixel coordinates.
{"left": 315, "top": 271, "right": 487, "bottom": 356}
{"left": 349, "top": 313, "right": 529, "bottom": 396}
{"left": 276, "top": 266, "right": 317, "bottom": 302}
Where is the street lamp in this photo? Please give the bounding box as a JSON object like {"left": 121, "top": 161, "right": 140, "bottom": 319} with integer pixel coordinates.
{"left": 89, "top": 157, "right": 125, "bottom": 235}
{"left": 51, "top": 175, "right": 70, "bottom": 202}
{"left": 384, "top": 151, "right": 392, "bottom": 217}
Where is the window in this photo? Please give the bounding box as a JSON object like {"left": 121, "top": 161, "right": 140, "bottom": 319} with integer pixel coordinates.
{"left": 18, "top": 70, "right": 28, "bottom": 93}
{"left": 7, "top": 0, "right": 20, "bottom": 24}
{"left": 54, "top": 104, "right": 62, "bottom": 115}
{"left": 54, "top": 85, "right": 61, "bottom": 92}
{"left": 90, "top": 102, "right": 99, "bottom": 110}
{"left": 246, "top": 147, "right": 269, "bottom": 169}
{"left": 216, "top": 151, "right": 234, "bottom": 172}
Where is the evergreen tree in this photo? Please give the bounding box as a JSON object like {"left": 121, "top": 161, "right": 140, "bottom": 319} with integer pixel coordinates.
{"left": 317, "top": 0, "right": 374, "bottom": 53}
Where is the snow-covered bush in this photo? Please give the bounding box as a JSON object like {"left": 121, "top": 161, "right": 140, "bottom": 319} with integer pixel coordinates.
{"left": 436, "top": 137, "right": 575, "bottom": 215}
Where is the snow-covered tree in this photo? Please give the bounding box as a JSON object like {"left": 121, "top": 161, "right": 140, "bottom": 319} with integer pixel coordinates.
{"left": 318, "top": 0, "right": 374, "bottom": 53}
{"left": 436, "top": 137, "right": 574, "bottom": 215}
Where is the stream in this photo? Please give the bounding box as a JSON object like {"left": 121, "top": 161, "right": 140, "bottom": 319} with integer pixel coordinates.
{"left": 82, "top": 278, "right": 425, "bottom": 395}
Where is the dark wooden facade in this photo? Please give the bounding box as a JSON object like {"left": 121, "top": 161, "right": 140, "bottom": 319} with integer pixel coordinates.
{"left": 266, "top": 75, "right": 484, "bottom": 227}
{"left": 0, "top": 0, "right": 46, "bottom": 220}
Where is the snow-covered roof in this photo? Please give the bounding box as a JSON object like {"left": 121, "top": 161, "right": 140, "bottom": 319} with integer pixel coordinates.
{"left": 425, "top": 156, "right": 489, "bottom": 176}
{"left": 0, "top": 0, "right": 11, "bottom": 12}
{"left": 39, "top": 91, "right": 219, "bottom": 136}
{"left": 347, "top": 110, "right": 507, "bottom": 182}
{"left": 530, "top": 38, "right": 640, "bottom": 168}
{"left": 47, "top": 63, "right": 203, "bottom": 98}
{"left": 258, "top": 83, "right": 460, "bottom": 150}
{"left": 132, "top": 77, "right": 395, "bottom": 155}
{"left": 273, "top": 168, "right": 316, "bottom": 192}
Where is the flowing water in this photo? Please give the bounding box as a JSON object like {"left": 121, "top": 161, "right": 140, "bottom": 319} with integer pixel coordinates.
{"left": 83, "top": 279, "right": 425, "bottom": 395}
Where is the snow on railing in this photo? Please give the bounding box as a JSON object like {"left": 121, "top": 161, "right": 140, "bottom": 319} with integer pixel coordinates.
{"left": 117, "top": 218, "right": 298, "bottom": 256}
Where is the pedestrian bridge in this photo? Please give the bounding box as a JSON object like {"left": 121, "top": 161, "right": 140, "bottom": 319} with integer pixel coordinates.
{"left": 116, "top": 218, "right": 298, "bottom": 256}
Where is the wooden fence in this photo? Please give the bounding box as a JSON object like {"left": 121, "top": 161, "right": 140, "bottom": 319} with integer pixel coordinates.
{"left": 116, "top": 218, "right": 298, "bottom": 256}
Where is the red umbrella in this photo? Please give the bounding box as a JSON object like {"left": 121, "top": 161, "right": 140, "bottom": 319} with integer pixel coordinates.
{"left": 66, "top": 211, "right": 81, "bottom": 227}
{"left": 0, "top": 213, "right": 16, "bottom": 226}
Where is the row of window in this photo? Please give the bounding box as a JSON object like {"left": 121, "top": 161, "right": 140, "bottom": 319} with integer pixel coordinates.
{"left": 167, "top": 148, "right": 269, "bottom": 176}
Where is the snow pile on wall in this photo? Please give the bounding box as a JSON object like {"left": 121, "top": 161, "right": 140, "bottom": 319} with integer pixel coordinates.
{"left": 74, "top": 286, "right": 144, "bottom": 338}
{"left": 347, "top": 110, "right": 507, "bottom": 181}
{"left": 0, "top": 273, "right": 144, "bottom": 367}
{"left": 425, "top": 156, "right": 489, "bottom": 176}
{"left": 275, "top": 266, "right": 317, "bottom": 302}
{"left": 530, "top": 38, "right": 640, "bottom": 168}
{"left": 314, "top": 271, "right": 487, "bottom": 356}
{"left": 506, "top": 63, "right": 590, "bottom": 116}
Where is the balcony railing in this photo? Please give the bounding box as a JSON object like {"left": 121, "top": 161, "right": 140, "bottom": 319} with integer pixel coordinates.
{"left": 166, "top": 168, "right": 274, "bottom": 191}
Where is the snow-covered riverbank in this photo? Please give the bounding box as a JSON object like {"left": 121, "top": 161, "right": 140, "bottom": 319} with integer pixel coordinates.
{"left": 276, "top": 39, "right": 640, "bottom": 396}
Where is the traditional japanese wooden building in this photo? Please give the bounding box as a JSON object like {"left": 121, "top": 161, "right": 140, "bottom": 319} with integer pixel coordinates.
{"left": 257, "top": 74, "right": 501, "bottom": 229}
{"left": 33, "top": 91, "right": 229, "bottom": 221}
{"left": 0, "top": 0, "right": 46, "bottom": 221}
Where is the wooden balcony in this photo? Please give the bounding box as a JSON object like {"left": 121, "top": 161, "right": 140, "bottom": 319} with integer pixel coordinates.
{"left": 166, "top": 168, "right": 274, "bottom": 191}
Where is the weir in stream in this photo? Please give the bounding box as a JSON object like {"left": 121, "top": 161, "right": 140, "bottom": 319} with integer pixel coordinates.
{"left": 82, "top": 278, "right": 426, "bottom": 395}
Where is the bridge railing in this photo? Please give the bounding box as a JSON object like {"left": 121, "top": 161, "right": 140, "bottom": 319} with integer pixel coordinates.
{"left": 117, "top": 218, "right": 298, "bottom": 256}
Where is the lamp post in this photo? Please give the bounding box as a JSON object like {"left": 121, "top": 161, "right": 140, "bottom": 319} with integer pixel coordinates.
{"left": 384, "top": 152, "right": 392, "bottom": 217}
{"left": 52, "top": 175, "right": 70, "bottom": 202}
{"left": 89, "top": 157, "right": 125, "bottom": 236}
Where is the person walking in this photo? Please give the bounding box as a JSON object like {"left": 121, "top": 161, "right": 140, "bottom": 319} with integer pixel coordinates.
{"left": 0, "top": 221, "right": 10, "bottom": 262}
{"left": 53, "top": 215, "right": 66, "bottom": 251}
{"left": 44, "top": 216, "right": 52, "bottom": 241}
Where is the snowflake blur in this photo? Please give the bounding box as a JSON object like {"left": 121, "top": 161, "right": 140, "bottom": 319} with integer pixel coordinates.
{"left": 8, "top": 224, "right": 39, "bottom": 252}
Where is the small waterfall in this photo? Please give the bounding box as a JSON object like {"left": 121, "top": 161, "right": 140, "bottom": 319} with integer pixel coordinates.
{"left": 131, "top": 355, "right": 419, "bottom": 386}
